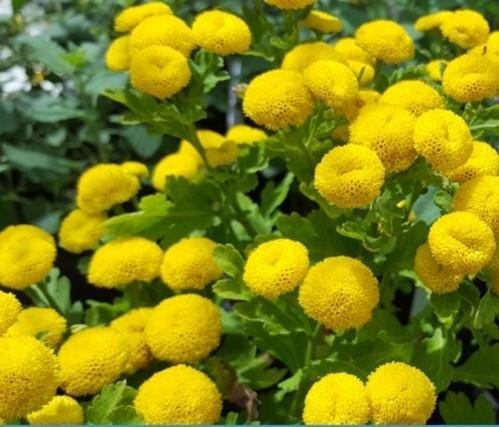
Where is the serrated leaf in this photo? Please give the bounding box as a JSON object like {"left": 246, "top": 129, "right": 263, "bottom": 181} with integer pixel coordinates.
{"left": 122, "top": 125, "right": 162, "bottom": 159}
{"left": 17, "top": 36, "right": 75, "bottom": 75}
{"left": 260, "top": 173, "right": 294, "bottom": 218}
{"left": 453, "top": 344, "right": 499, "bottom": 389}
{"left": 213, "top": 244, "right": 245, "bottom": 278}
{"left": 474, "top": 291, "right": 499, "bottom": 329}
{"left": 213, "top": 278, "right": 252, "bottom": 301}
{"left": 439, "top": 392, "right": 496, "bottom": 425}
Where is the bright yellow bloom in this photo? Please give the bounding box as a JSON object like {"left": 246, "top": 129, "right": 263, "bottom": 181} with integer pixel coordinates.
{"left": 192, "top": 10, "right": 251, "bottom": 56}
{"left": 488, "top": 251, "right": 499, "bottom": 295}
{"left": 243, "top": 239, "right": 309, "bottom": 300}
{"left": 226, "top": 124, "right": 267, "bottom": 145}
{"left": 111, "top": 307, "right": 152, "bottom": 333}
{"left": 304, "top": 60, "right": 359, "bottom": 110}
{"left": 303, "top": 373, "right": 370, "bottom": 425}
{"left": 105, "top": 36, "right": 130, "bottom": 71}
{"left": 347, "top": 60, "right": 375, "bottom": 85}
{"left": 130, "top": 46, "right": 192, "bottom": 100}
{"left": 27, "top": 395, "right": 84, "bottom": 425}
{"left": 428, "top": 211, "right": 495, "bottom": 275}
{"left": 446, "top": 141, "right": 499, "bottom": 183}
{"left": 414, "top": 11, "right": 453, "bottom": 32}
{"left": 120, "top": 161, "right": 149, "bottom": 179}
{"left": 298, "top": 256, "right": 379, "bottom": 331}
{"left": 470, "top": 31, "right": 499, "bottom": 64}
{"left": 282, "top": 42, "right": 346, "bottom": 72}
{"left": 114, "top": 2, "right": 172, "bottom": 33}
{"left": 88, "top": 237, "right": 163, "bottom": 288}
{"left": 356, "top": 20, "right": 414, "bottom": 64}
{"left": 335, "top": 37, "right": 374, "bottom": 65}
{"left": 349, "top": 103, "right": 417, "bottom": 173}
{"left": 366, "top": 362, "right": 436, "bottom": 424}
{"left": 339, "top": 89, "right": 381, "bottom": 122}
{"left": 441, "top": 10, "right": 489, "bottom": 49}
{"left": 304, "top": 11, "right": 342, "bottom": 33}
{"left": 134, "top": 365, "right": 222, "bottom": 424}
{"left": 76, "top": 164, "right": 140, "bottom": 214}
{"left": 58, "top": 209, "right": 106, "bottom": 254}
{"left": 426, "top": 59, "right": 447, "bottom": 81}
{"left": 243, "top": 69, "right": 313, "bottom": 131}
{"left": 414, "top": 244, "right": 463, "bottom": 294}
{"left": 0, "top": 291, "right": 21, "bottom": 335}
{"left": 58, "top": 327, "right": 129, "bottom": 396}
{"left": 152, "top": 152, "right": 200, "bottom": 191}
{"left": 0, "top": 336, "right": 59, "bottom": 419}
{"left": 0, "top": 224, "right": 56, "bottom": 290}
{"left": 6, "top": 307, "right": 66, "bottom": 349}
{"left": 413, "top": 109, "right": 473, "bottom": 173}
{"left": 199, "top": 130, "right": 238, "bottom": 167}
{"left": 314, "top": 145, "right": 384, "bottom": 209}
{"left": 380, "top": 80, "right": 444, "bottom": 116}
{"left": 145, "top": 294, "right": 222, "bottom": 364}
{"left": 264, "top": 0, "right": 315, "bottom": 9}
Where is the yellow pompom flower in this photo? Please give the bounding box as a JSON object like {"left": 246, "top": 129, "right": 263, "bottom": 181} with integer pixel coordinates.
{"left": 243, "top": 239, "right": 309, "bottom": 300}
{"left": 413, "top": 109, "right": 473, "bottom": 173}
{"left": 152, "top": 152, "right": 200, "bottom": 191}
{"left": 0, "top": 336, "right": 59, "bottom": 420}
{"left": 304, "top": 11, "right": 342, "bottom": 33}
{"left": 488, "top": 251, "right": 499, "bottom": 295}
{"left": 6, "top": 307, "right": 66, "bottom": 349}
{"left": 426, "top": 59, "right": 447, "bottom": 81}
{"left": 114, "top": 2, "right": 172, "bottom": 33}
{"left": 27, "top": 395, "right": 84, "bottom": 425}
{"left": 303, "top": 373, "right": 370, "bottom": 425}
{"left": 314, "top": 144, "right": 385, "bottom": 209}
{"left": 298, "top": 256, "right": 379, "bottom": 331}
{"left": 367, "top": 362, "right": 436, "bottom": 424}
{"left": 58, "top": 327, "right": 129, "bottom": 396}
{"left": 303, "top": 60, "right": 359, "bottom": 110}
{"left": 338, "top": 88, "right": 381, "bottom": 123}
{"left": 355, "top": 20, "right": 414, "bottom": 64}
{"left": 226, "top": 124, "right": 267, "bottom": 145}
{"left": 160, "top": 237, "right": 223, "bottom": 291}
{"left": 282, "top": 42, "right": 346, "bottom": 72}
{"left": 145, "top": 294, "right": 222, "bottom": 364}
{"left": 192, "top": 10, "right": 251, "bottom": 56}
{"left": 134, "top": 365, "right": 222, "bottom": 424}
{"left": 243, "top": 69, "right": 313, "bottom": 131}
{"left": 414, "top": 244, "right": 463, "bottom": 294}
{"left": 120, "top": 161, "right": 149, "bottom": 179}
{"left": 0, "top": 290, "right": 21, "bottom": 335}
{"left": 470, "top": 31, "right": 499, "bottom": 64}
{"left": 349, "top": 103, "right": 417, "bottom": 173}
{"left": 264, "top": 0, "right": 315, "bottom": 9}
{"left": 428, "top": 211, "right": 495, "bottom": 275}
{"left": 380, "top": 80, "right": 444, "bottom": 116}
{"left": 88, "top": 237, "right": 163, "bottom": 288}
{"left": 105, "top": 36, "right": 130, "bottom": 71}
{"left": 76, "top": 164, "right": 140, "bottom": 214}
{"left": 446, "top": 141, "right": 499, "bottom": 183}
{"left": 347, "top": 60, "right": 375, "bottom": 85}
{"left": 130, "top": 45, "right": 192, "bottom": 100}
{"left": 335, "top": 37, "right": 374, "bottom": 65}
{"left": 414, "top": 11, "right": 453, "bottom": 32}
{"left": 441, "top": 10, "right": 489, "bottom": 49}
{"left": 193, "top": 129, "right": 238, "bottom": 167}
{"left": 58, "top": 209, "right": 106, "bottom": 254}
{"left": 0, "top": 224, "right": 56, "bottom": 290}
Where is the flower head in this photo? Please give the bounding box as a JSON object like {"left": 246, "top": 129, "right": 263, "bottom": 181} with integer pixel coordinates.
{"left": 27, "top": 396, "right": 84, "bottom": 425}
{"left": 446, "top": 141, "right": 499, "bottom": 183}
{"left": 105, "top": 36, "right": 130, "bottom": 71}
{"left": 426, "top": 59, "right": 447, "bottom": 81}
{"left": 152, "top": 152, "right": 200, "bottom": 191}
{"left": 282, "top": 42, "right": 346, "bottom": 71}
{"left": 347, "top": 60, "right": 375, "bottom": 85}
{"left": 120, "top": 161, "right": 149, "bottom": 179}
{"left": 192, "top": 130, "right": 238, "bottom": 167}
{"left": 304, "top": 11, "right": 342, "bottom": 33}
{"left": 264, "top": 0, "right": 315, "bottom": 9}
{"left": 335, "top": 37, "right": 375, "bottom": 65}
{"left": 470, "top": 31, "right": 499, "bottom": 63}
{"left": 441, "top": 10, "right": 489, "bottom": 49}
{"left": 114, "top": 2, "right": 172, "bottom": 33}
{"left": 488, "top": 251, "right": 499, "bottom": 295}
{"left": 58, "top": 209, "right": 106, "bottom": 254}
{"left": 414, "top": 11, "right": 453, "bottom": 32}
{"left": 226, "top": 124, "right": 267, "bottom": 145}
{"left": 0, "top": 291, "right": 21, "bottom": 335}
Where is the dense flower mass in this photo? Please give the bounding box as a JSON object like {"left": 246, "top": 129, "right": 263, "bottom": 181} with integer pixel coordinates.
{"left": 27, "top": 396, "right": 84, "bottom": 425}
{"left": 0, "top": 291, "right": 21, "bottom": 335}
{"left": 263, "top": 0, "right": 316, "bottom": 10}
{"left": 281, "top": 42, "right": 346, "bottom": 71}
{"left": 58, "top": 209, "right": 107, "bottom": 254}
{"left": 414, "top": 11, "right": 453, "bottom": 32}
{"left": 304, "top": 11, "right": 342, "bottom": 34}
{"left": 226, "top": 124, "right": 267, "bottom": 145}
{"left": 440, "top": 10, "right": 489, "bottom": 49}
{"left": 114, "top": 2, "right": 172, "bottom": 33}
{"left": 446, "top": 141, "right": 499, "bottom": 183}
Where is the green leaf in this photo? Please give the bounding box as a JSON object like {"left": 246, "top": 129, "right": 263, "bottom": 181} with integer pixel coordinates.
{"left": 213, "top": 244, "right": 245, "bottom": 278}
{"left": 474, "top": 291, "right": 499, "bottom": 329}
{"left": 453, "top": 344, "right": 499, "bottom": 389}
{"left": 439, "top": 392, "right": 496, "bottom": 425}
{"left": 260, "top": 173, "right": 294, "bottom": 219}
{"left": 429, "top": 292, "right": 461, "bottom": 325}
{"left": 85, "top": 71, "right": 128, "bottom": 96}
{"left": 17, "top": 36, "right": 75, "bottom": 74}
{"left": 122, "top": 125, "right": 162, "bottom": 159}
{"left": 22, "top": 96, "right": 85, "bottom": 123}
{"left": 213, "top": 278, "right": 252, "bottom": 301}
{"left": 84, "top": 299, "right": 130, "bottom": 326}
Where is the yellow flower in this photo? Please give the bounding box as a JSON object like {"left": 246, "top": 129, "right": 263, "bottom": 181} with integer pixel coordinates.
{"left": 428, "top": 211, "right": 495, "bottom": 275}
{"left": 446, "top": 141, "right": 499, "bottom": 183}
{"left": 120, "top": 161, "right": 149, "bottom": 179}
{"left": 6, "top": 307, "right": 66, "bottom": 349}
{"left": 335, "top": 37, "right": 375, "bottom": 65}
{"left": 349, "top": 103, "right": 417, "bottom": 173}
{"left": 145, "top": 294, "right": 222, "bottom": 364}
{"left": 380, "top": 80, "right": 444, "bottom": 116}
{"left": 303, "top": 373, "right": 370, "bottom": 425}
{"left": 413, "top": 109, "right": 473, "bottom": 173}
{"left": 152, "top": 152, "right": 200, "bottom": 191}
{"left": 192, "top": 10, "right": 251, "bottom": 56}
{"left": 426, "top": 59, "right": 447, "bottom": 81}
{"left": 441, "top": 10, "right": 489, "bottom": 49}
{"left": 129, "top": 15, "right": 195, "bottom": 57}
{"left": 243, "top": 69, "right": 313, "bottom": 131}
{"left": 488, "top": 251, "right": 499, "bottom": 295}
{"left": 197, "top": 129, "right": 239, "bottom": 167}
{"left": 0, "top": 224, "right": 56, "bottom": 290}
{"left": 338, "top": 88, "right": 381, "bottom": 122}
{"left": 114, "top": 2, "right": 172, "bottom": 33}
{"left": 0, "top": 336, "right": 59, "bottom": 420}
{"left": 88, "top": 237, "right": 163, "bottom": 288}
{"left": 27, "top": 395, "right": 84, "bottom": 425}
{"left": 243, "top": 239, "right": 309, "bottom": 300}
{"left": 366, "top": 362, "right": 436, "bottom": 424}
{"left": 298, "top": 256, "right": 379, "bottom": 331}
{"left": 58, "top": 209, "right": 107, "bottom": 254}
{"left": 76, "top": 164, "right": 140, "bottom": 214}
{"left": 130, "top": 45, "right": 192, "bottom": 100}
{"left": 303, "top": 60, "right": 359, "bottom": 110}
{"left": 414, "top": 11, "right": 453, "bottom": 32}
{"left": 226, "top": 124, "right": 267, "bottom": 145}
{"left": 347, "top": 60, "right": 375, "bottom": 85}
{"left": 58, "top": 327, "right": 129, "bottom": 396}
{"left": 111, "top": 307, "right": 152, "bottom": 333}
{"left": 304, "top": 11, "right": 342, "bottom": 33}
{"left": 470, "top": 31, "right": 499, "bottom": 64}
{"left": 414, "top": 244, "right": 463, "bottom": 294}
{"left": 105, "top": 36, "right": 130, "bottom": 71}
{"left": 282, "top": 42, "right": 347, "bottom": 72}
{"left": 355, "top": 20, "right": 414, "bottom": 64}
{"left": 0, "top": 291, "right": 21, "bottom": 335}
{"left": 134, "top": 365, "right": 222, "bottom": 424}
{"left": 264, "top": 0, "right": 315, "bottom": 9}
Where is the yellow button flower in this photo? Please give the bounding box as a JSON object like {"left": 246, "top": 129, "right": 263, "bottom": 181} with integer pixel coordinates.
{"left": 152, "top": 152, "right": 200, "bottom": 191}
{"left": 88, "top": 237, "right": 163, "bottom": 288}
{"left": 298, "top": 256, "right": 379, "bottom": 331}
{"left": 0, "top": 336, "right": 59, "bottom": 419}
{"left": 335, "top": 37, "right": 375, "bottom": 65}
{"left": 114, "top": 2, "right": 172, "bottom": 33}
{"left": 304, "top": 11, "right": 342, "bottom": 34}
{"left": 282, "top": 42, "right": 346, "bottom": 71}
{"left": 488, "top": 251, "right": 499, "bottom": 295}
{"left": 425, "top": 59, "right": 447, "bottom": 81}
{"left": 226, "top": 124, "right": 267, "bottom": 145}
{"left": 27, "top": 395, "right": 84, "bottom": 425}
{"left": 193, "top": 129, "right": 238, "bottom": 167}
{"left": 105, "top": 36, "right": 130, "bottom": 71}
{"left": 446, "top": 141, "right": 499, "bottom": 183}
{"left": 338, "top": 88, "right": 381, "bottom": 123}
{"left": 0, "top": 291, "right": 21, "bottom": 335}
{"left": 145, "top": 294, "right": 222, "bottom": 364}
{"left": 264, "top": 0, "right": 315, "bottom": 9}
{"left": 413, "top": 109, "right": 473, "bottom": 173}
{"left": 441, "top": 9, "right": 489, "bottom": 49}
{"left": 58, "top": 209, "right": 107, "bottom": 254}
{"left": 0, "top": 224, "right": 56, "bottom": 290}
{"left": 303, "top": 373, "right": 370, "bottom": 425}
{"left": 470, "top": 31, "right": 499, "bottom": 64}
{"left": 314, "top": 144, "right": 385, "bottom": 209}
{"left": 414, "top": 11, "right": 453, "bottom": 32}
{"left": 134, "top": 365, "right": 222, "bottom": 424}
{"left": 366, "top": 362, "right": 436, "bottom": 424}
{"left": 347, "top": 60, "right": 375, "bottom": 85}
{"left": 243, "top": 239, "right": 310, "bottom": 300}
{"left": 120, "top": 161, "right": 149, "bottom": 179}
